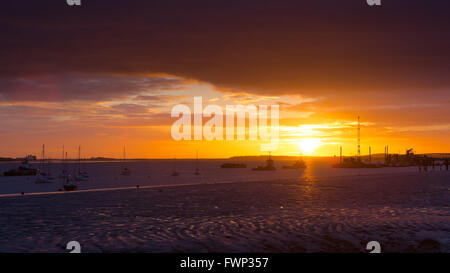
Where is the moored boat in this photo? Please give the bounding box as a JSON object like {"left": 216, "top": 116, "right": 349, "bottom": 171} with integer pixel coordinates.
{"left": 63, "top": 174, "right": 77, "bottom": 191}
{"left": 252, "top": 154, "right": 276, "bottom": 171}
{"left": 3, "top": 158, "right": 37, "bottom": 176}
{"left": 282, "top": 160, "right": 306, "bottom": 169}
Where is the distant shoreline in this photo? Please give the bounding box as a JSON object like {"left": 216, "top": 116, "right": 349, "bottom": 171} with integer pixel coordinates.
{"left": 1, "top": 153, "right": 450, "bottom": 162}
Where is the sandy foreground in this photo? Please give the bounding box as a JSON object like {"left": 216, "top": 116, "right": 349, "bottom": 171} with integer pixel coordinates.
{"left": 0, "top": 170, "right": 448, "bottom": 253}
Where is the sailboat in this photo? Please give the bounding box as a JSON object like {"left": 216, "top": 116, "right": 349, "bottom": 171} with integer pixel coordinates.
{"left": 74, "top": 145, "right": 89, "bottom": 181}
{"left": 63, "top": 174, "right": 77, "bottom": 191}
{"left": 35, "top": 144, "right": 54, "bottom": 183}
{"left": 120, "top": 146, "right": 131, "bottom": 176}
{"left": 171, "top": 158, "right": 179, "bottom": 176}
{"left": 194, "top": 150, "right": 200, "bottom": 175}
{"left": 59, "top": 146, "right": 69, "bottom": 178}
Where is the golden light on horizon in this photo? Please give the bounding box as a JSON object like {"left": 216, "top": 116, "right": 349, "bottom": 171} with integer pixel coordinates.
{"left": 297, "top": 138, "right": 323, "bottom": 155}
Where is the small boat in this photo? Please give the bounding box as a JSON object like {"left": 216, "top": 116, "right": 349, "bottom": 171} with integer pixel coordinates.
{"left": 120, "top": 168, "right": 132, "bottom": 176}
{"left": 252, "top": 154, "right": 276, "bottom": 171}
{"left": 282, "top": 160, "right": 306, "bottom": 169}
{"left": 63, "top": 175, "right": 77, "bottom": 191}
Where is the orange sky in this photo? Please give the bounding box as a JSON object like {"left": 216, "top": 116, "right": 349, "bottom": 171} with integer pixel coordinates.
{"left": 0, "top": 74, "right": 449, "bottom": 159}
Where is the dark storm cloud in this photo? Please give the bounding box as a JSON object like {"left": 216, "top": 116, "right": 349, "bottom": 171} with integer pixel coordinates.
{"left": 0, "top": 74, "right": 185, "bottom": 101}
{"left": 1, "top": 0, "right": 449, "bottom": 97}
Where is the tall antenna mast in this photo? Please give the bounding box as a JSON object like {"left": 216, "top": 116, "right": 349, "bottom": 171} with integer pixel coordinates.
{"left": 357, "top": 116, "right": 361, "bottom": 160}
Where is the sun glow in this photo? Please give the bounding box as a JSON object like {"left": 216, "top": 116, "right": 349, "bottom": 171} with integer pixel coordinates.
{"left": 297, "top": 138, "right": 322, "bottom": 155}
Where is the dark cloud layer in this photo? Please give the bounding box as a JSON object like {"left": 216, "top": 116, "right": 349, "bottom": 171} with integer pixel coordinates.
{"left": 0, "top": 74, "right": 185, "bottom": 101}
{"left": 1, "top": 0, "right": 449, "bottom": 97}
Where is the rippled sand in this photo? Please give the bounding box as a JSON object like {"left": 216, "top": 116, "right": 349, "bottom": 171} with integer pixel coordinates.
{"left": 0, "top": 171, "right": 448, "bottom": 253}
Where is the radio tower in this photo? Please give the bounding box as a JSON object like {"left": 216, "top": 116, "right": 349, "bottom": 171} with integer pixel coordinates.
{"left": 357, "top": 116, "right": 361, "bottom": 160}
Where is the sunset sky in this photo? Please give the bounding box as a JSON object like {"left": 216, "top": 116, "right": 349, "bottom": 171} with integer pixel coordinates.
{"left": 0, "top": 0, "right": 449, "bottom": 158}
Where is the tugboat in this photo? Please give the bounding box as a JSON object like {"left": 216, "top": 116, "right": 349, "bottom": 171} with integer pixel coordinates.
{"left": 252, "top": 153, "right": 276, "bottom": 171}
{"left": 63, "top": 174, "right": 77, "bottom": 191}
{"left": 282, "top": 160, "right": 306, "bottom": 169}
{"left": 3, "top": 157, "right": 37, "bottom": 176}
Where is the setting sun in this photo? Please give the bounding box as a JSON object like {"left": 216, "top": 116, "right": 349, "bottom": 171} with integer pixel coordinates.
{"left": 297, "top": 138, "right": 322, "bottom": 155}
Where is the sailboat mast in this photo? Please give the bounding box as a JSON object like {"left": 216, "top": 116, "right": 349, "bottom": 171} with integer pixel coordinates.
{"left": 78, "top": 145, "right": 81, "bottom": 173}
{"left": 62, "top": 145, "right": 66, "bottom": 172}
{"left": 41, "top": 144, "right": 45, "bottom": 170}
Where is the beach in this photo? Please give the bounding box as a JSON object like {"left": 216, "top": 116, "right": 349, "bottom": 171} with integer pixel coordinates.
{"left": 0, "top": 160, "right": 448, "bottom": 253}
